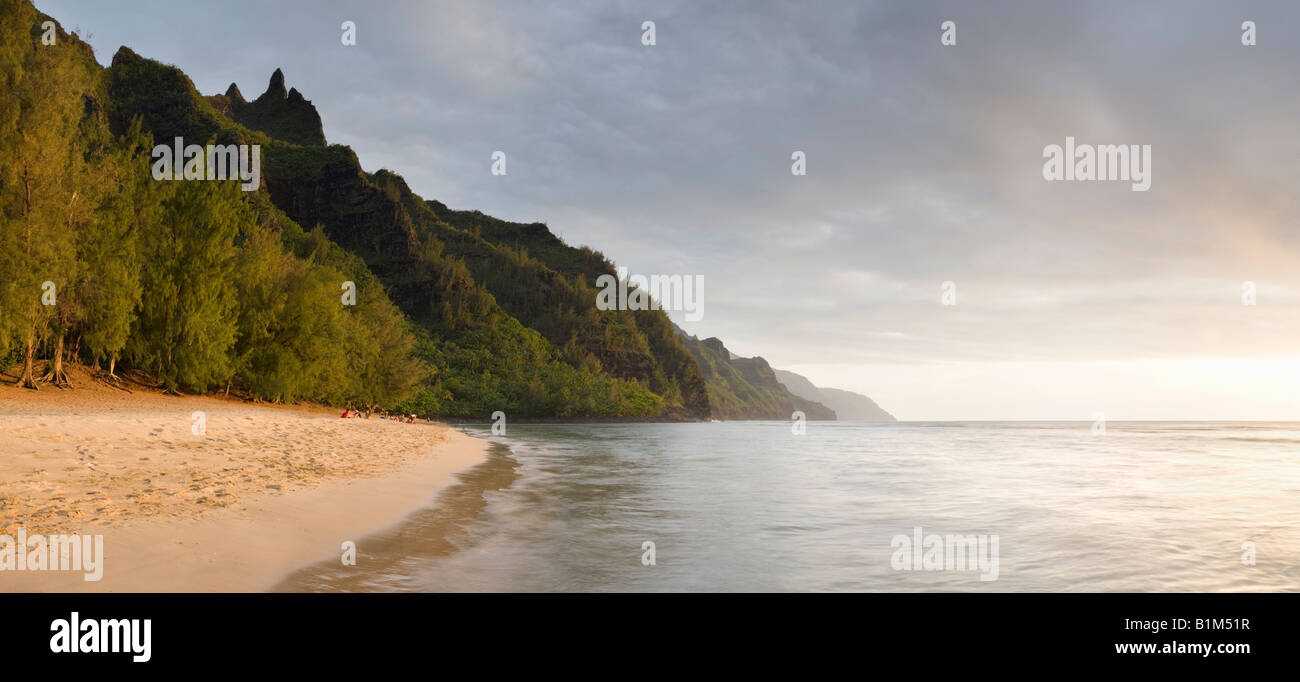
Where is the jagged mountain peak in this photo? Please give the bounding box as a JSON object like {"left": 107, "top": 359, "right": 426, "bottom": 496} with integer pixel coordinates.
{"left": 217, "top": 68, "right": 326, "bottom": 146}
{"left": 262, "top": 67, "right": 287, "bottom": 100}
{"left": 110, "top": 45, "right": 140, "bottom": 67}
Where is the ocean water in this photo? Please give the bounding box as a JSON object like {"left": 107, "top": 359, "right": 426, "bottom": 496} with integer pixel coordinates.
{"left": 275, "top": 422, "right": 1300, "bottom": 592}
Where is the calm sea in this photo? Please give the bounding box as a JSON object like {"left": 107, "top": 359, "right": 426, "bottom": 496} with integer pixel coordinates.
{"left": 275, "top": 421, "right": 1300, "bottom": 592}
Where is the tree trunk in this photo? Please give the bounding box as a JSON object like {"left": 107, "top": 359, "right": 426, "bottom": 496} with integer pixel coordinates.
{"left": 53, "top": 333, "right": 68, "bottom": 386}
{"left": 108, "top": 354, "right": 117, "bottom": 379}
{"left": 41, "top": 332, "right": 70, "bottom": 387}
{"left": 16, "top": 332, "right": 37, "bottom": 389}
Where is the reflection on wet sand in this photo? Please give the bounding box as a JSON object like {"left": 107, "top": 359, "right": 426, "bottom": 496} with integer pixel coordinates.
{"left": 273, "top": 443, "right": 519, "bottom": 592}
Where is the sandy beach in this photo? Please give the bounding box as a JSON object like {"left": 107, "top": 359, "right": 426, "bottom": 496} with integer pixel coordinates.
{"left": 0, "top": 366, "right": 487, "bottom": 592}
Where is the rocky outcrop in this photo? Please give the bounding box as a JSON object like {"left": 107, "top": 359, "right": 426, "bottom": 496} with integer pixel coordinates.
{"left": 218, "top": 68, "right": 327, "bottom": 146}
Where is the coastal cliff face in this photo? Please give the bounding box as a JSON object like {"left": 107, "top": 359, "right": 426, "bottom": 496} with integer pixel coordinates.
{"left": 773, "top": 369, "right": 896, "bottom": 422}
{"left": 422, "top": 199, "right": 711, "bottom": 420}
{"left": 677, "top": 333, "right": 837, "bottom": 421}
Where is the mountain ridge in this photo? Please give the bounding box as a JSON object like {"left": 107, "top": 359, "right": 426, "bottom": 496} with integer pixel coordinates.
{"left": 773, "top": 369, "right": 896, "bottom": 422}
{"left": 673, "top": 328, "right": 837, "bottom": 420}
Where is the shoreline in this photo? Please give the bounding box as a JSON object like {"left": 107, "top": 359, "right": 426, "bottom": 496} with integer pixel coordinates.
{"left": 0, "top": 367, "right": 489, "bottom": 592}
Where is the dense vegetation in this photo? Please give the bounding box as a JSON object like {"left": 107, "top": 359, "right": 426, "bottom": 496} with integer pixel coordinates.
{"left": 1, "top": 0, "right": 837, "bottom": 420}
{"left": 0, "top": 4, "right": 418, "bottom": 406}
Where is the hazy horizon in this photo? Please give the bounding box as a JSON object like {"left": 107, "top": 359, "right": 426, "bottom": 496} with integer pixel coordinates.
{"left": 37, "top": 0, "right": 1300, "bottom": 420}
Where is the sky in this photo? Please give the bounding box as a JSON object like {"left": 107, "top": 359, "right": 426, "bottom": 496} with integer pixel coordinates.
{"left": 36, "top": 0, "right": 1300, "bottom": 420}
